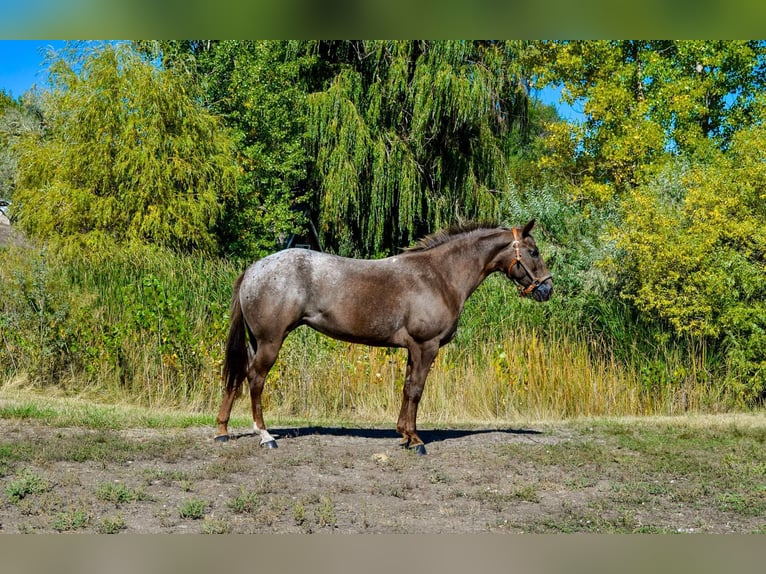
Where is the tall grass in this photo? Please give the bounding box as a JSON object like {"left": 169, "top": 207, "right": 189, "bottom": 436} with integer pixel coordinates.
{"left": 0, "top": 242, "right": 236, "bottom": 410}
{"left": 0, "top": 242, "right": 740, "bottom": 425}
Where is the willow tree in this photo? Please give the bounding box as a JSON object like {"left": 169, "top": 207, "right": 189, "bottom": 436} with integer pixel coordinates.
{"left": 305, "top": 41, "right": 533, "bottom": 255}
{"left": 13, "top": 43, "right": 238, "bottom": 254}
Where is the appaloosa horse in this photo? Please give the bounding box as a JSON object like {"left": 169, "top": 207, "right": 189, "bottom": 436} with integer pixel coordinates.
{"left": 215, "top": 220, "right": 552, "bottom": 454}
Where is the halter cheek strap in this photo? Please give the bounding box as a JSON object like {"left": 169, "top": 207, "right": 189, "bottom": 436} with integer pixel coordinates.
{"left": 509, "top": 228, "right": 552, "bottom": 297}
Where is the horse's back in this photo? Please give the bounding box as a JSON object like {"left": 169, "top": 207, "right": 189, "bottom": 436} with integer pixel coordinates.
{"left": 239, "top": 249, "right": 422, "bottom": 345}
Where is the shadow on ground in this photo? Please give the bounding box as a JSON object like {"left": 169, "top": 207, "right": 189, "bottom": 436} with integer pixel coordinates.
{"left": 226, "top": 425, "right": 542, "bottom": 446}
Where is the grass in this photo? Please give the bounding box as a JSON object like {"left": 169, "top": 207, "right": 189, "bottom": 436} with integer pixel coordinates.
{"left": 5, "top": 468, "right": 51, "bottom": 503}
{"left": 97, "top": 514, "right": 127, "bottom": 534}
{"left": 0, "top": 242, "right": 746, "bottom": 423}
{"left": 51, "top": 508, "right": 91, "bottom": 532}
{"left": 179, "top": 498, "right": 208, "bottom": 520}
{"left": 96, "top": 482, "right": 147, "bottom": 505}
{"left": 227, "top": 487, "right": 261, "bottom": 514}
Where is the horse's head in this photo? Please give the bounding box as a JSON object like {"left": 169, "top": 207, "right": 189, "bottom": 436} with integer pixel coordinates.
{"left": 501, "top": 220, "right": 553, "bottom": 302}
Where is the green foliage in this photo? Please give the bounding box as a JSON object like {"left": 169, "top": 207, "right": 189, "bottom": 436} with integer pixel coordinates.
{"left": 97, "top": 514, "right": 127, "bottom": 534}
{"left": 304, "top": 40, "right": 535, "bottom": 255}
{"left": 5, "top": 468, "right": 51, "bottom": 503}
{"left": 613, "top": 130, "right": 766, "bottom": 401}
{"left": 532, "top": 40, "right": 766, "bottom": 202}
{"left": 0, "top": 241, "right": 235, "bottom": 407}
{"left": 137, "top": 40, "right": 310, "bottom": 260}
{"left": 0, "top": 92, "right": 45, "bottom": 201}
{"left": 4, "top": 40, "right": 766, "bottom": 415}
{"left": 96, "top": 481, "right": 145, "bottom": 505}
{"left": 179, "top": 497, "right": 208, "bottom": 519}
{"left": 12, "top": 42, "right": 237, "bottom": 254}
{"left": 51, "top": 508, "right": 91, "bottom": 532}
{"left": 227, "top": 486, "right": 261, "bottom": 514}
{"left": 209, "top": 41, "right": 311, "bottom": 259}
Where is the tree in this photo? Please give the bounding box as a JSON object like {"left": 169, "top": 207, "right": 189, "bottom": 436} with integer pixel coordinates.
{"left": 612, "top": 113, "right": 766, "bottom": 402}
{"left": 136, "top": 40, "right": 311, "bottom": 260}
{"left": 12, "top": 43, "right": 238, "bottom": 254}
{"left": 531, "top": 40, "right": 766, "bottom": 203}
{"left": 136, "top": 41, "right": 553, "bottom": 257}
{"left": 304, "top": 40, "right": 536, "bottom": 255}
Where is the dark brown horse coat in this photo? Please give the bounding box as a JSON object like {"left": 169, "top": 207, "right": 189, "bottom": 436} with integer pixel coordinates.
{"left": 215, "top": 221, "right": 552, "bottom": 454}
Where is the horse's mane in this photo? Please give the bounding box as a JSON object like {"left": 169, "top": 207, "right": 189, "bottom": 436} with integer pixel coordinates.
{"left": 405, "top": 221, "right": 506, "bottom": 252}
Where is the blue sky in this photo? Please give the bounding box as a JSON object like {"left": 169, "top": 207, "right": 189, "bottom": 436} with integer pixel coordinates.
{"left": 0, "top": 40, "right": 67, "bottom": 97}
{"left": 0, "top": 40, "right": 583, "bottom": 122}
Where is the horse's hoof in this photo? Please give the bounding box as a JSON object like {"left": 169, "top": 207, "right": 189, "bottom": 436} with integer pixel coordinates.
{"left": 399, "top": 440, "right": 410, "bottom": 449}
{"left": 214, "top": 435, "right": 229, "bottom": 443}
{"left": 411, "top": 444, "right": 427, "bottom": 456}
{"left": 260, "top": 440, "right": 278, "bottom": 449}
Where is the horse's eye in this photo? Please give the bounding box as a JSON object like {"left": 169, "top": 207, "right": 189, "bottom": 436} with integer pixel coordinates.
{"left": 530, "top": 249, "right": 539, "bottom": 258}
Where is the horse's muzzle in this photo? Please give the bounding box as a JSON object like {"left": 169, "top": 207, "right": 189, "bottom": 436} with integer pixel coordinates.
{"left": 531, "top": 282, "right": 553, "bottom": 302}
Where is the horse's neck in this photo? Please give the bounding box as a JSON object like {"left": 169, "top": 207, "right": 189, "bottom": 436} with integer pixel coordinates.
{"left": 426, "top": 230, "right": 510, "bottom": 303}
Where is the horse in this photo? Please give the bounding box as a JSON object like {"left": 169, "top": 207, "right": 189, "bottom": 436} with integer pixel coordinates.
{"left": 214, "top": 220, "right": 553, "bottom": 455}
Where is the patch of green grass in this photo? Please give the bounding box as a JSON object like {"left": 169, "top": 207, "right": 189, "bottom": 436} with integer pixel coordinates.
{"left": 202, "top": 516, "right": 231, "bottom": 534}
{"left": 292, "top": 501, "right": 307, "bottom": 527}
{"left": 227, "top": 487, "right": 261, "bottom": 514}
{"left": 0, "top": 428, "right": 200, "bottom": 468}
{"left": 96, "top": 482, "right": 146, "bottom": 505}
{"left": 0, "top": 392, "right": 226, "bottom": 430}
{"left": 0, "top": 459, "right": 11, "bottom": 478}
{"left": 142, "top": 468, "right": 191, "bottom": 485}
{"left": 97, "top": 514, "right": 126, "bottom": 534}
{"left": 317, "top": 496, "right": 337, "bottom": 528}
{"left": 0, "top": 403, "right": 57, "bottom": 420}
{"left": 179, "top": 497, "right": 208, "bottom": 520}
{"left": 0, "top": 441, "right": 36, "bottom": 463}
{"left": 717, "top": 490, "right": 766, "bottom": 516}
{"left": 526, "top": 504, "right": 656, "bottom": 534}
{"left": 51, "top": 508, "right": 91, "bottom": 532}
{"left": 5, "top": 469, "right": 51, "bottom": 503}
{"left": 513, "top": 484, "right": 541, "bottom": 503}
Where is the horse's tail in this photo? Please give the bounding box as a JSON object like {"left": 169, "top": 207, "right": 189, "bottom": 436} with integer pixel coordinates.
{"left": 223, "top": 272, "right": 251, "bottom": 397}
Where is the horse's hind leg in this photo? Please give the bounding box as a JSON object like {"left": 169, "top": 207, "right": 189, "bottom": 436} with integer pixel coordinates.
{"left": 396, "top": 340, "right": 439, "bottom": 455}
{"left": 248, "top": 341, "right": 281, "bottom": 448}
{"left": 215, "top": 389, "right": 239, "bottom": 441}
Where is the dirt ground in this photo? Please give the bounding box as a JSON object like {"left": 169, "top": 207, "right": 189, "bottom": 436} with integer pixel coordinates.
{"left": 1, "top": 415, "right": 764, "bottom": 534}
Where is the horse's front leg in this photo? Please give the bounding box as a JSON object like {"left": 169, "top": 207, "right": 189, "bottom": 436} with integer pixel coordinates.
{"left": 396, "top": 340, "right": 439, "bottom": 455}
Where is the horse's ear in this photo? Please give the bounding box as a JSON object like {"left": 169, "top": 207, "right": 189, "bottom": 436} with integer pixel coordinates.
{"left": 522, "top": 219, "right": 536, "bottom": 237}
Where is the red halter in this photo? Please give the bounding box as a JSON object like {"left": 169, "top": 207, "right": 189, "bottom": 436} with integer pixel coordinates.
{"left": 509, "top": 228, "right": 552, "bottom": 297}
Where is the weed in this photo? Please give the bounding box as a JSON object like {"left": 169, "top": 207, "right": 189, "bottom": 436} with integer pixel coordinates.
{"left": 5, "top": 469, "right": 50, "bottom": 503}
{"left": 0, "top": 459, "right": 11, "bottom": 478}
{"left": 513, "top": 484, "right": 541, "bottom": 503}
{"left": 292, "top": 501, "right": 307, "bottom": 527}
{"left": 179, "top": 480, "right": 194, "bottom": 492}
{"left": 179, "top": 498, "right": 208, "bottom": 520}
{"left": 227, "top": 487, "right": 261, "bottom": 514}
{"left": 51, "top": 508, "right": 91, "bottom": 532}
{"left": 142, "top": 468, "right": 190, "bottom": 486}
{"left": 202, "top": 516, "right": 232, "bottom": 534}
{"left": 97, "top": 514, "right": 126, "bottom": 534}
{"left": 96, "top": 481, "right": 145, "bottom": 504}
{"left": 317, "top": 496, "right": 337, "bottom": 528}
{"left": 428, "top": 468, "right": 451, "bottom": 484}
{"left": 717, "top": 491, "right": 766, "bottom": 516}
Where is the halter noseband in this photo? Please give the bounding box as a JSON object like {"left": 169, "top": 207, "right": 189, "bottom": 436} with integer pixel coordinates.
{"left": 509, "top": 228, "right": 552, "bottom": 297}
